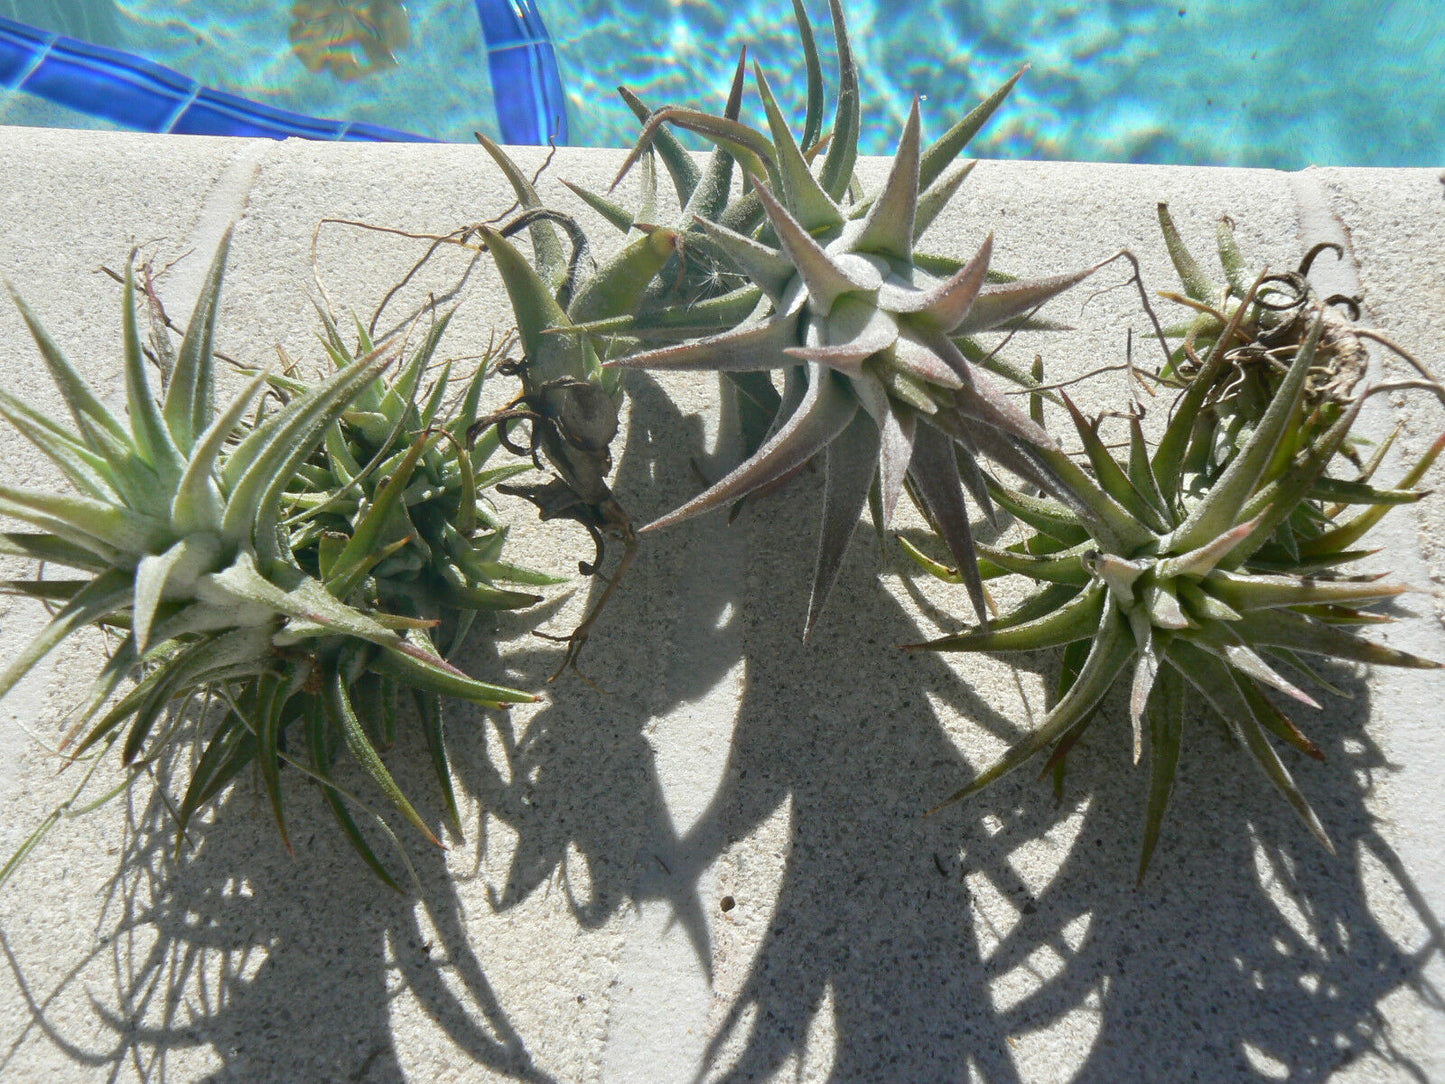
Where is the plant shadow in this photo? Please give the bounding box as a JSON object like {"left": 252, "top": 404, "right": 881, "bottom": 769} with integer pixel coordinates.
{"left": 0, "top": 718, "right": 575, "bottom": 1082}
{"left": 669, "top": 554, "right": 1445, "bottom": 1079}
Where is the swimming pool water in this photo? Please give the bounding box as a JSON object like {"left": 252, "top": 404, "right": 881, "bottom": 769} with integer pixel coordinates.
{"left": 2, "top": 0, "right": 1442, "bottom": 168}
{"left": 548, "top": 0, "right": 1445, "bottom": 168}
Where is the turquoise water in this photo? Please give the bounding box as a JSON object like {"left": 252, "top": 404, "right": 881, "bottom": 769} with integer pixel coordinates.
{"left": 548, "top": 0, "right": 1445, "bottom": 167}
{"left": 3, "top": 0, "right": 1443, "bottom": 168}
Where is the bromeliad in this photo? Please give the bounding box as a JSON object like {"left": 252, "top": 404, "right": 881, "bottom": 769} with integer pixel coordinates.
{"left": 907, "top": 284, "right": 1442, "bottom": 879}
{"left": 606, "top": 75, "right": 1101, "bottom": 637}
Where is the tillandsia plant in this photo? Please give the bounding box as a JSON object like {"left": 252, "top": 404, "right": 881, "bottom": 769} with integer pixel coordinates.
{"left": 465, "top": 0, "right": 1107, "bottom": 653}
{"left": 462, "top": 143, "right": 687, "bottom": 670}
{"left": 906, "top": 286, "right": 1444, "bottom": 880}
{"left": 255, "top": 304, "right": 560, "bottom": 856}
{"left": 0, "top": 232, "right": 538, "bottom": 890}
{"left": 567, "top": 0, "right": 1063, "bottom": 442}
{"left": 603, "top": 62, "right": 1104, "bottom": 637}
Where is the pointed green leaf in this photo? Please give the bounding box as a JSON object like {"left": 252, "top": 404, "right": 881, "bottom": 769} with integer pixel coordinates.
{"left": 1203, "top": 568, "right": 1406, "bottom": 611}
{"left": 910, "top": 582, "right": 1106, "bottom": 653}
{"left": 1216, "top": 216, "right": 1251, "bottom": 297}
{"left": 172, "top": 369, "right": 270, "bottom": 533}
{"left": 984, "top": 479, "right": 1092, "bottom": 546}
{"left": 1229, "top": 395, "right": 1362, "bottom": 567}
{"left": 1235, "top": 672, "right": 1324, "bottom": 760}
{"left": 478, "top": 226, "right": 602, "bottom": 393}
{"left": 0, "top": 532, "right": 110, "bottom": 572}
{"left": 371, "top": 629, "right": 537, "bottom": 707}
{"left": 1138, "top": 665, "right": 1184, "bottom": 882}
{"left": 789, "top": 0, "right": 824, "bottom": 151}
{"left": 7, "top": 283, "right": 128, "bottom": 442}
{"left": 612, "top": 108, "right": 776, "bottom": 194}
{"left": 307, "top": 699, "right": 403, "bottom": 890}
{"left": 321, "top": 663, "right": 439, "bottom": 846}
{"left": 617, "top": 85, "right": 700, "bottom": 205}
{"left": 1062, "top": 394, "right": 1168, "bottom": 531}
{"left": 1156, "top": 203, "right": 1215, "bottom": 304}
{"left": 805, "top": 410, "right": 879, "bottom": 640}
{"left": 754, "top": 63, "right": 844, "bottom": 234}
{"left": 932, "top": 603, "right": 1134, "bottom": 807}
{"left": 0, "top": 485, "right": 167, "bottom": 555}
{"left": 1300, "top": 431, "right": 1445, "bottom": 558}
{"left": 913, "top": 161, "right": 977, "bottom": 242}
{"left": 1170, "top": 312, "right": 1324, "bottom": 553}
{"left": 120, "top": 259, "right": 184, "bottom": 480}
{"left": 473, "top": 132, "right": 567, "bottom": 292}
{"left": 568, "top": 228, "right": 681, "bottom": 325}
{"left": 1236, "top": 607, "right": 1441, "bottom": 670}
{"left": 176, "top": 711, "right": 256, "bottom": 843}
{"left": 644, "top": 365, "right": 857, "bottom": 532}
{"left": 1151, "top": 274, "right": 1266, "bottom": 489}
{"left": 0, "top": 572, "right": 130, "bottom": 699}
{"left": 560, "top": 178, "right": 635, "bottom": 233}
{"left": 414, "top": 691, "right": 462, "bottom": 837}
{"left": 816, "top": 0, "right": 859, "bottom": 201}
{"left": 1167, "top": 641, "right": 1334, "bottom": 853}
{"left": 919, "top": 67, "right": 1024, "bottom": 192}
{"left": 163, "top": 228, "right": 231, "bottom": 453}
{"left": 221, "top": 346, "right": 389, "bottom": 558}
{"left": 326, "top": 434, "right": 430, "bottom": 600}
{"left": 973, "top": 540, "right": 1093, "bottom": 585}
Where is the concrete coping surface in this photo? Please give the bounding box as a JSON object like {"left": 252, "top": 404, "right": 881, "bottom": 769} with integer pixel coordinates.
{"left": 0, "top": 128, "right": 1442, "bottom": 1083}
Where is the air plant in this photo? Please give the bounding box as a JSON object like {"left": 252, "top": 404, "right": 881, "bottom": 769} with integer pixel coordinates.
{"left": 562, "top": 0, "right": 1052, "bottom": 448}
{"left": 906, "top": 282, "right": 1443, "bottom": 880}
{"left": 260, "top": 305, "right": 560, "bottom": 858}
{"left": 603, "top": 66, "right": 1103, "bottom": 638}
{"left": 0, "top": 233, "right": 538, "bottom": 889}
{"left": 466, "top": 138, "right": 683, "bottom": 670}
{"left": 467, "top": 0, "right": 1102, "bottom": 649}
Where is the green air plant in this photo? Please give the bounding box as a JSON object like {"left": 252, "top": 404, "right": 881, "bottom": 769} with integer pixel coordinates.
{"left": 463, "top": 136, "right": 686, "bottom": 671}
{"left": 604, "top": 72, "right": 1103, "bottom": 638}
{"left": 260, "top": 305, "right": 560, "bottom": 849}
{"left": 0, "top": 232, "right": 537, "bottom": 890}
{"left": 906, "top": 291, "right": 1443, "bottom": 880}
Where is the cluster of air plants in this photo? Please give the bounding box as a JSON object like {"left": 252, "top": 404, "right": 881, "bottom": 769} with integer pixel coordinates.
{"left": 0, "top": 0, "right": 1437, "bottom": 901}
{"left": 0, "top": 232, "right": 550, "bottom": 889}
{"left": 447, "top": 0, "right": 1441, "bottom": 878}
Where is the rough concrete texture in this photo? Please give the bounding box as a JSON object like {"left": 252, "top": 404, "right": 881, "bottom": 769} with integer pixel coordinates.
{"left": 0, "top": 127, "right": 1441, "bottom": 1083}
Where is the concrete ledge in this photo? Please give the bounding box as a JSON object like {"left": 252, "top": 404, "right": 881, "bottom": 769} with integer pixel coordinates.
{"left": 0, "top": 128, "right": 1441, "bottom": 1082}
